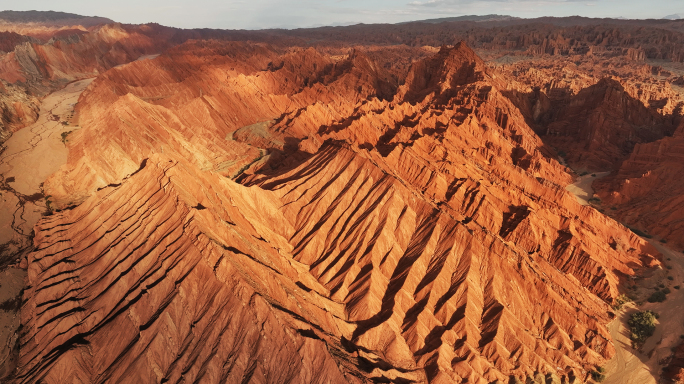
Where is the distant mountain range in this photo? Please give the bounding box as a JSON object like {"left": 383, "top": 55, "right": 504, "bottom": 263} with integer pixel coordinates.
{"left": 0, "top": 10, "right": 112, "bottom": 26}
{"left": 2, "top": 10, "right": 684, "bottom": 31}
{"left": 402, "top": 14, "right": 519, "bottom": 24}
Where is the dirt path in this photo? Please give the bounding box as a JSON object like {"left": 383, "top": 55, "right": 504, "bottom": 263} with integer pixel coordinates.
{"left": 0, "top": 78, "right": 93, "bottom": 260}
{"left": 565, "top": 171, "right": 610, "bottom": 205}
{"left": 603, "top": 241, "right": 684, "bottom": 384}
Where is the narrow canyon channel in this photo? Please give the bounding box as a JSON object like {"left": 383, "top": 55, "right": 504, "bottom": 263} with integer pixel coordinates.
{"left": 565, "top": 173, "right": 684, "bottom": 384}
{"left": 604, "top": 240, "right": 684, "bottom": 384}
{"left": 565, "top": 171, "right": 610, "bottom": 206}
{"left": 0, "top": 78, "right": 93, "bottom": 377}
{"left": 0, "top": 78, "right": 93, "bottom": 259}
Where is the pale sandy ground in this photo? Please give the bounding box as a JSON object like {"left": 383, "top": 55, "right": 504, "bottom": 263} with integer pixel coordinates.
{"left": 0, "top": 78, "right": 93, "bottom": 379}
{"left": 603, "top": 240, "right": 684, "bottom": 384}
{"left": 136, "top": 54, "right": 159, "bottom": 61}
{"left": 0, "top": 78, "right": 93, "bottom": 250}
{"left": 564, "top": 173, "right": 684, "bottom": 383}
{"left": 565, "top": 171, "right": 610, "bottom": 205}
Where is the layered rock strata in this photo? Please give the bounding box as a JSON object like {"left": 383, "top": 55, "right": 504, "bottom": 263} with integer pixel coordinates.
{"left": 0, "top": 80, "right": 39, "bottom": 143}
{"left": 596, "top": 122, "right": 684, "bottom": 250}
{"left": 504, "top": 72, "right": 678, "bottom": 171}
{"left": 14, "top": 41, "right": 661, "bottom": 384}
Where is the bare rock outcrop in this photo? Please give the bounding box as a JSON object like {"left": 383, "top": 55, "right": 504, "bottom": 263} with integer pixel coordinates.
{"left": 665, "top": 340, "right": 684, "bottom": 383}
{"left": 16, "top": 41, "right": 660, "bottom": 384}
{"left": 540, "top": 78, "right": 675, "bottom": 170}
{"left": 16, "top": 154, "right": 359, "bottom": 384}
{"left": 505, "top": 74, "right": 677, "bottom": 171}
{"left": 43, "top": 41, "right": 400, "bottom": 207}
{"left": 0, "top": 80, "right": 39, "bottom": 143}
{"left": 595, "top": 121, "right": 684, "bottom": 249}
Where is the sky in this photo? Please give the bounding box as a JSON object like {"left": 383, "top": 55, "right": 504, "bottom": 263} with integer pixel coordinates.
{"left": 4, "top": 0, "right": 684, "bottom": 30}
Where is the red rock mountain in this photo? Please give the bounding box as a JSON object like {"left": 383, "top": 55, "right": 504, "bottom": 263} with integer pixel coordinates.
{"left": 0, "top": 23, "right": 169, "bottom": 141}
{"left": 595, "top": 121, "right": 684, "bottom": 250}
{"left": 666, "top": 341, "right": 684, "bottom": 383}
{"left": 510, "top": 77, "right": 677, "bottom": 171}
{"left": 12, "top": 40, "right": 660, "bottom": 384}
{"left": 7, "top": 11, "right": 684, "bottom": 384}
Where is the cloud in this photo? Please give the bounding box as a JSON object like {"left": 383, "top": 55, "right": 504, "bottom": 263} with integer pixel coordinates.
{"left": 408, "top": 0, "right": 446, "bottom": 7}
{"left": 409, "top": 0, "right": 590, "bottom": 5}
{"left": 7, "top": 0, "right": 684, "bottom": 30}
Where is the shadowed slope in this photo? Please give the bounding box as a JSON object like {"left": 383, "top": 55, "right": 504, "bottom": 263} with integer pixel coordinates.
{"left": 17, "top": 155, "right": 360, "bottom": 384}
{"left": 596, "top": 122, "right": 684, "bottom": 250}
{"left": 14, "top": 41, "right": 661, "bottom": 384}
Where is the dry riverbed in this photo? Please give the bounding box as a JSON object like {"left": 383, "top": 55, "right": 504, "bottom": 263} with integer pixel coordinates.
{"left": 0, "top": 78, "right": 92, "bottom": 261}
{"left": 566, "top": 171, "right": 610, "bottom": 206}
{"left": 603, "top": 240, "right": 684, "bottom": 384}
{"left": 564, "top": 171, "right": 684, "bottom": 383}
{"left": 0, "top": 78, "right": 93, "bottom": 379}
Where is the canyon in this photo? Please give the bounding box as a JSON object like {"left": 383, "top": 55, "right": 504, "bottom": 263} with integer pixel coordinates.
{"left": 0, "top": 11, "right": 684, "bottom": 384}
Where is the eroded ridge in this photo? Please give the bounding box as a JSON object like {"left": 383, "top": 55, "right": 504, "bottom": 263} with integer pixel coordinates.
{"left": 17, "top": 42, "right": 661, "bottom": 383}
{"left": 17, "top": 156, "right": 358, "bottom": 384}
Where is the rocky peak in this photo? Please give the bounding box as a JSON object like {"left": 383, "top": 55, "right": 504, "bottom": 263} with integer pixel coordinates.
{"left": 399, "top": 41, "right": 488, "bottom": 104}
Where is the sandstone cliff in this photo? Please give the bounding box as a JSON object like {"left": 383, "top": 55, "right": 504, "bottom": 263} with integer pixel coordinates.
{"left": 666, "top": 341, "right": 684, "bottom": 383}
{"left": 524, "top": 78, "right": 674, "bottom": 171}
{"left": 595, "top": 122, "right": 684, "bottom": 250}
{"left": 0, "top": 20, "right": 177, "bottom": 143}
{"left": 15, "top": 41, "right": 660, "bottom": 384}
{"left": 0, "top": 80, "right": 39, "bottom": 142}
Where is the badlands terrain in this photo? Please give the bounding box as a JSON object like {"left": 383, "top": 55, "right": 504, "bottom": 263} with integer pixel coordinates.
{"left": 0, "top": 10, "right": 683, "bottom": 384}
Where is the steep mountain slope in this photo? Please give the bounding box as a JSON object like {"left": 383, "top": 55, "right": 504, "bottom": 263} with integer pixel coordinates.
{"left": 6, "top": 11, "right": 684, "bottom": 383}
{"left": 15, "top": 41, "right": 660, "bottom": 384}
{"left": 0, "top": 23, "right": 166, "bottom": 94}
{"left": 17, "top": 154, "right": 359, "bottom": 384}
{"left": 595, "top": 122, "right": 684, "bottom": 250}
{"left": 0, "top": 16, "right": 188, "bottom": 377}
{"left": 0, "top": 22, "right": 173, "bottom": 144}
{"left": 43, "top": 40, "right": 403, "bottom": 207}
{"left": 0, "top": 80, "right": 39, "bottom": 142}
{"left": 510, "top": 77, "right": 676, "bottom": 171}
{"left": 0, "top": 31, "right": 33, "bottom": 53}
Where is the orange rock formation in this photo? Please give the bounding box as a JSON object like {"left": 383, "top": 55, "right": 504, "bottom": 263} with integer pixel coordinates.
{"left": 595, "top": 122, "right": 684, "bottom": 250}
{"left": 14, "top": 40, "right": 660, "bottom": 384}
{"left": 516, "top": 77, "right": 675, "bottom": 170}
{"left": 7, "top": 11, "right": 684, "bottom": 384}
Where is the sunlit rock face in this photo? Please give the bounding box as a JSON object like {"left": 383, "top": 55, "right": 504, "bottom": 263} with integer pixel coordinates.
{"left": 596, "top": 121, "right": 684, "bottom": 251}
{"left": 0, "top": 21, "right": 171, "bottom": 142}
{"left": 13, "top": 39, "right": 660, "bottom": 384}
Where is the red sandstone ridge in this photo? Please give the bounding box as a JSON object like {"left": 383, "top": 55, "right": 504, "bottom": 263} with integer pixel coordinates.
{"left": 0, "top": 31, "right": 32, "bottom": 53}
{"left": 15, "top": 40, "right": 661, "bottom": 384}
{"left": 0, "top": 10, "right": 112, "bottom": 42}
{"left": 0, "top": 23, "right": 167, "bottom": 94}
{"left": 0, "top": 18, "right": 177, "bottom": 142}
{"left": 507, "top": 77, "right": 676, "bottom": 171}
{"left": 4, "top": 12, "right": 684, "bottom": 383}
{"left": 17, "top": 154, "right": 360, "bottom": 383}
{"left": 42, "top": 40, "right": 404, "bottom": 206}
{"left": 399, "top": 42, "right": 488, "bottom": 104}
{"left": 595, "top": 121, "right": 684, "bottom": 250}
{"left": 0, "top": 80, "right": 39, "bottom": 142}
